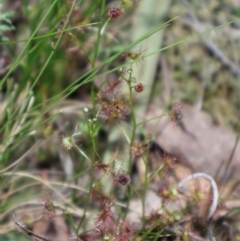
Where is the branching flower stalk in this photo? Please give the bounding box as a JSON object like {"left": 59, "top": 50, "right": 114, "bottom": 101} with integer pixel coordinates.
{"left": 82, "top": 107, "right": 101, "bottom": 161}
{"left": 178, "top": 172, "right": 218, "bottom": 241}
{"left": 75, "top": 109, "right": 101, "bottom": 231}
{"left": 115, "top": 68, "right": 138, "bottom": 220}
{"left": 126, "top": 69, "right": 138, "bottom": 172}
{"left": 116, "top": 68, "right": 137, "bottom": 170}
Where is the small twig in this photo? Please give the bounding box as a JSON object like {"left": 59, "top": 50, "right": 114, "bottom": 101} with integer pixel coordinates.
{"left": 12, "top": 214, "right": 59, "bottom": 241}
{"left": 178, "top": 172, "right": 219, "bottom": 241}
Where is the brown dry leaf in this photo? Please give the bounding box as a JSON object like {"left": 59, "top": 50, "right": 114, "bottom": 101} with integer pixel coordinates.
{"left": 146, "top": 104, "right": 240, "bottom": 183}
{"left": 145, "top": 103, "right": 240, "bottom": 225}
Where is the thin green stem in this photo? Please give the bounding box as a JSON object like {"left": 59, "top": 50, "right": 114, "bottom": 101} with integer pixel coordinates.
{"left": 83, "top": 113, "right": 100, "bottom": 161}
{"left": 142, "top": 152, "right": 150, "bottom": 224}
{"left": 136, "top": 114, "right": 167, "bottom": 127}
{"left": 90, "top": 127, "right": 99, "bottom": 161}
{"left": 122, "top": 70, "right": 138, "bottom": 220}
{"left": 127, "top": 73, "right": 137, "bottom": 172}
{"left": 0, "top": 23, "right": 98, "bottom": 45}
{"left": 77, "top": 167, "right": 94, "bottom": 233}
{"left": 74, "top": 145, "right": 91, "bottom": 162}
{"left": 91, "top": 0, "right": 107, "bottom": 113}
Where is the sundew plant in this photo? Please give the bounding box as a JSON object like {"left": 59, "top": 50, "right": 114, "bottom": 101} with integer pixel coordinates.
{"left": 2, "top": 0, "right": 238, "bottom": 240}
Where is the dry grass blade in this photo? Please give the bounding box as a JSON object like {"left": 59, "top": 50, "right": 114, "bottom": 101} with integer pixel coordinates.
{"left": 0, "top": 82, "right": 35, "bottom": 155}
